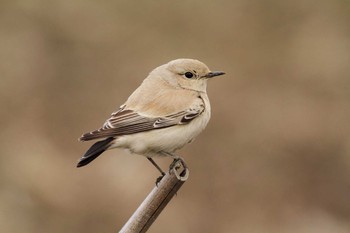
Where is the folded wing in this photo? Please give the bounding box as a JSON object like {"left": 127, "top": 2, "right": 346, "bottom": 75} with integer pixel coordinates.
{"left": 79, "top": 104, "right": 204, "bottom": 141}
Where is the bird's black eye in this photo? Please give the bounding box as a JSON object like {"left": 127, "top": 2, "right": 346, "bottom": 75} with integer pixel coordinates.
{"left": 184, "top": 72, "right": 194, "bottom": 79}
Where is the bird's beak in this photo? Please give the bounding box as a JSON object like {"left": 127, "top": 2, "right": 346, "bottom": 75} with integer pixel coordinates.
{"left": 203, "top": 71, "right": 225, "bottom": 78}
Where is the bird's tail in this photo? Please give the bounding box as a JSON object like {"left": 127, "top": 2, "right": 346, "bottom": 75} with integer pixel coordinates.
{"left": 77, "top": 137, "right": 115, "bottom": 167}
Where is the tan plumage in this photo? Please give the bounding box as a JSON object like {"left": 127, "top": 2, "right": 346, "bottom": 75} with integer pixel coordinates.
{"left": 77, "top": 58, "right": 224, "bottom": 169}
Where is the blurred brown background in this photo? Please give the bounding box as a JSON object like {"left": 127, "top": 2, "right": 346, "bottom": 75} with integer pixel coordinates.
{"left": 1, "top": 1, "right": 350, "bottom": 232}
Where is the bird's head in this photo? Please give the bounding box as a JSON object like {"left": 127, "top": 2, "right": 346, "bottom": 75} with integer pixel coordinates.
{"left": 151, "top": 58, "right": 225, "bottom": 93}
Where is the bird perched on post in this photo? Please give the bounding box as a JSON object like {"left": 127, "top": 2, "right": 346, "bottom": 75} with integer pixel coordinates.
{"left": 77, "top": 58, "right": 224, "bottom": 178}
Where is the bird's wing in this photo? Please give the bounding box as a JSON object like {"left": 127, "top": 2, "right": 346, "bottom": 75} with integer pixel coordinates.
{"left": 79, "top": 102, "right": 205, "bottom": 141}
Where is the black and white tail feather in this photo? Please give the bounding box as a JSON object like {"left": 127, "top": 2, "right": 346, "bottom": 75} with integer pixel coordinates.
{"left": 77, "top": 137, "right": 114, "bottom": 167}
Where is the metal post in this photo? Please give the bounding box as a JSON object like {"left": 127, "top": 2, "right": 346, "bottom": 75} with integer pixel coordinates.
{"left": 119, "top": 161, "right": 189, "bottom": 233}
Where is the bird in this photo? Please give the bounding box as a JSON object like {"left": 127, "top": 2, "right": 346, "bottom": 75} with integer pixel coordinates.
{"left": 77, "top": 58, "right": 224, "bottom": 179}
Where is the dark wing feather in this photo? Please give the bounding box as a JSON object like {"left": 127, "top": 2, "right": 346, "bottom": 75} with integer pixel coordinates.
{"left": 79, "top": 106, "right": 204, "bottom": 141}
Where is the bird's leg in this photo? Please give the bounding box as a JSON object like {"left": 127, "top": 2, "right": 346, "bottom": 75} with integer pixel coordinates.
{"left": 147, "top": 157, "right": 166, "bottom": 185}
{"left": 147, "top": 157, "right": 166, "bottom": 175}
{"left": 161, "top": 152, "right": 185, "bottom": 169}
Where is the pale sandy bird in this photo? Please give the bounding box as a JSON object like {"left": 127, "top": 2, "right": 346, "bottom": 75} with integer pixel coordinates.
{"left": 77, "top": 58, "right": 224, "bottom": 177}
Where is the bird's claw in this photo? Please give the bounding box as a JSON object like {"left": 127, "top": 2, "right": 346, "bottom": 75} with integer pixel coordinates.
{"left": 155, "top": 172, "right": 166, "bottom": 186}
